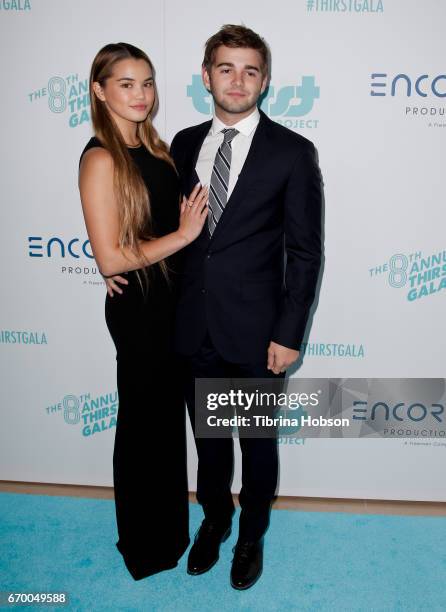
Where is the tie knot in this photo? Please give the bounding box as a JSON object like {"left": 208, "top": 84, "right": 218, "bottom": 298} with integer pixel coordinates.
{"left": 222, "top": 128, "right": 239, "bottom": 144}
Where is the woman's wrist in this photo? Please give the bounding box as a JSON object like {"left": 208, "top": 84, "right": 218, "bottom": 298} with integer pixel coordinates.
{"left": 175, "top": 229, "right": 190, "bottom": 246}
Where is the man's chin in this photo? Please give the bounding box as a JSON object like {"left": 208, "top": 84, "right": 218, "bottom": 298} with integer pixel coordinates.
{"left": 218, "top": 101, "right": 256, "bottom": 115}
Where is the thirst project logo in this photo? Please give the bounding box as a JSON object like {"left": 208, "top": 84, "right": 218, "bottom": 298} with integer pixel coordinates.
{"left": 187, "top": 75, "right": 320, "bottom": 130}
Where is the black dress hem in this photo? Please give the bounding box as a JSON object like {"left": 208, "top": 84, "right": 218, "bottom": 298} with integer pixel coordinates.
{"left": 116, "top": 536, "right": 191, "bottom": 581}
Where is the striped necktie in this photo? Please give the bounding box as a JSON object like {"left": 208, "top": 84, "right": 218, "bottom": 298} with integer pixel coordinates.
{"left": 208, "top": 128, "right": 239, "bottom": 236}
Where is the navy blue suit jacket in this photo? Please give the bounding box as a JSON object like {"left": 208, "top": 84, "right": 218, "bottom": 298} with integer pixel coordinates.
{"left": 170, "top": 110, "right": 322, "bottom": 363}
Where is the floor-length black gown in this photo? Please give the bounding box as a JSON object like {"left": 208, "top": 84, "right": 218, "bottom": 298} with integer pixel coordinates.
{"left": 80, "top": 137, "right": 189, "bottom": 580}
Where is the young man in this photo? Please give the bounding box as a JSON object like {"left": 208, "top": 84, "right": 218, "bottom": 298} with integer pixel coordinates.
{"left": 170, "top": 25, "right": 322, "bottom": 589}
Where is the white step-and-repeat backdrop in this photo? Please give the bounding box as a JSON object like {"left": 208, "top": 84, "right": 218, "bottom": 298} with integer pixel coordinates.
{"left": 1, "top": 0, "right": 445, "bottom": 501}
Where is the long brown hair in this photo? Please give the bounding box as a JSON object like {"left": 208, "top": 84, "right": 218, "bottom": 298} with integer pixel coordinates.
{"left": 89, "top": 42, "right": 173, "bottom": 286}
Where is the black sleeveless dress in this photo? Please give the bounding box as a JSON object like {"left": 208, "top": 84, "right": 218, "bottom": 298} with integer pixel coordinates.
{"left": 80, "top": 137, "right": 189, "bottom": 580}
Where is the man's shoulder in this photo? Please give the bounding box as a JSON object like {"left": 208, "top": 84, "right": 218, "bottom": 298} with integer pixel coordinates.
{"left": 264, "top": 114, "right": 315, "bottom": 153}
{"left": 172, "top": 120, "right": 212, "bottom": 146}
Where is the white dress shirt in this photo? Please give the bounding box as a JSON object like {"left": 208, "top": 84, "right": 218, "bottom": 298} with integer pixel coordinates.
{"left": 195, "top": 108, "right": 260, "bottom": 199}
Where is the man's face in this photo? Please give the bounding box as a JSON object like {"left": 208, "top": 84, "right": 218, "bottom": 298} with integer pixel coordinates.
{"left": 202, "top": 45, "right": 268, "bottom": 119}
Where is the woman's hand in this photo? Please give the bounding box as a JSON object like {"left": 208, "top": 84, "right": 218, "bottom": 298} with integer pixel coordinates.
{"left": 177, "top": 182, "right": 209, "bottom": 244}
{"left": 102, "top": 183, "right": 208, "bottom": 297}
{"left": 104, "top": 274, "right": 129, "bottom": 297}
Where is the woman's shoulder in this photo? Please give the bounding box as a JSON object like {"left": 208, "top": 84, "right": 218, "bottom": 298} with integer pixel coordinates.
{"left": 81, "top": 135, "right": 103, "bottom": 155}
{"left": 79, "top": 136, "right": 112, "bottom": 169}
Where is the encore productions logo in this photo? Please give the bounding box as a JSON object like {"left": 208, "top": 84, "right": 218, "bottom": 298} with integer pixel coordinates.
{"left": 369, "top": 248, "right": 446, "bottom": 302}
{"left": 0, "top": 0, "right": 31, "bottom": 10}
{"left": 45, "top": 391, "right": 118, "bottom": 437}
{"left": 28, "top": 73, "right": 90, "bottom": 128}
{"left": 187, "top": 75, "right": 320, "bottom": 130}
{"left": 0, "top": 329, "right": 47, "bottom": 345}
{"left": 306, "top": 0, "right": 383, "bottom": 12}
{"left": 370, "top": 72, "right": 446, "bottom": 128}
{"left": 326, "top": 378, "right": 446, "bottom": 439}
{"left": 27, "top": 234, "right": 103, "bottom": 283}
{"left": 353, "top": 398, "right": 444, "bottom": 428}
{"left": 352, "top": 397, "right": 445, "bottom": 439}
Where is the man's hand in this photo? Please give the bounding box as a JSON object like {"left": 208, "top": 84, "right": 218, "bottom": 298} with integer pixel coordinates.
{"left": 104, "top": 275, "right": 128, "bottom": 297}
{"left": 267, "top": 341, "right": 299, "bottom": 375}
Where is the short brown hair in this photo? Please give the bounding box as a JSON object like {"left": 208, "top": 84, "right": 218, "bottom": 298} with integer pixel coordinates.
{"left": 203, "top": 24, "right": 270, "bottom": 76}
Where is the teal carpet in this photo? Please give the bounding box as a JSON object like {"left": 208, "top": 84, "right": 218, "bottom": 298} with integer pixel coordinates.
{"left": 1, "top": 492, "right": 445, "bottom": 611}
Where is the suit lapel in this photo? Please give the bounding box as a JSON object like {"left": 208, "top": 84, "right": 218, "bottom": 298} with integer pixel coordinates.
{"left": 183, "top": 121, "right": 211, "bottom": 196}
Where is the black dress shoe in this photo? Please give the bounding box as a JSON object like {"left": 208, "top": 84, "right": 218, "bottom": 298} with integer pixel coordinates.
{"left": 230, "top": 539, "right": 263, "bottom": 590}
{"left": 187, "top": 520, "right": 231, "bottom": 575}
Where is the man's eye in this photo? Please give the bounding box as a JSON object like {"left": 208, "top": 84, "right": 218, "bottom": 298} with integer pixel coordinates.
{"left": 145, "top": 82, "right": 153, "bottom": 87}
{"left": 121, "top": 83, "right": 132, "bottom": 88}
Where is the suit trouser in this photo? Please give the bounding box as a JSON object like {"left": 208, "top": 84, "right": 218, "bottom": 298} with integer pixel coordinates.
{"left": 183, "top": 333, "right": 284, "bottom": 542}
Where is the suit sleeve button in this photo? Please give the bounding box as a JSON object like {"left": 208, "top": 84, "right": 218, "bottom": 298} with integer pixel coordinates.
{"left": 201, "top": 288, "right": 206, "bottom": 294}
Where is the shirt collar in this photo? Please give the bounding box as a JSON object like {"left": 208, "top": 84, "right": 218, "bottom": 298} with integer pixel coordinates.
{"left": 210, "top": 107, "right": 260, "bottom": 137}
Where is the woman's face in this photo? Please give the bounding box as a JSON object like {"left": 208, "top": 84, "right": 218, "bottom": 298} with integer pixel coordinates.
{"left": 94, "top": 58, "right": 155, "bottom": 127}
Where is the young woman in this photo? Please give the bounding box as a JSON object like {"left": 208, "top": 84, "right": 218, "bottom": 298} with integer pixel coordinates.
{"left": 78, "top": 42, "right": 208, "bottom": 580}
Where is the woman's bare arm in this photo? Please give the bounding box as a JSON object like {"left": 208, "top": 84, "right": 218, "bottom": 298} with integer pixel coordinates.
{"left": 78, "top": 147, "right": 207, "bottom": 277}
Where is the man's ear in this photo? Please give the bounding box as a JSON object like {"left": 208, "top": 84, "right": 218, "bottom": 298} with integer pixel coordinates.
{"left": 260, "top": 74, "right": 268, "bottom": 95}
{"left": 92, "top": 81, "right": 106, "bottom": 102}
{"left": 202, "top": 65, "right": 211, "bottom": 92}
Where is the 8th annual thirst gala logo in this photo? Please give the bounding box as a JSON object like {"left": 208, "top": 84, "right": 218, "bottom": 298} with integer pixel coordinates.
{"left": 188, "top": 75, "right": 320, "bottom": 130}
{"left": 45, "top": 391, "right": 118, "bottom": 437}
{"left": 27, "top": 235, "right": 102, "bottom": 282}
{"left": 369, "top": 248, "right": 446, "bottom": 302}
{"left": 28, "top": 74, "right": 90, "bottom": 128}
{"left": 370, "top": 72, "right": 446, "bottom": 128}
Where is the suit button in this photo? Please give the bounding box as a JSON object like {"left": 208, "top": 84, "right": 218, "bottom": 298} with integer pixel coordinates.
{"left": 206, "top": 254, "right": 211, "bottom": 259}
{"left": 201, "top": 288, "right": 206, "bottom": 294}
